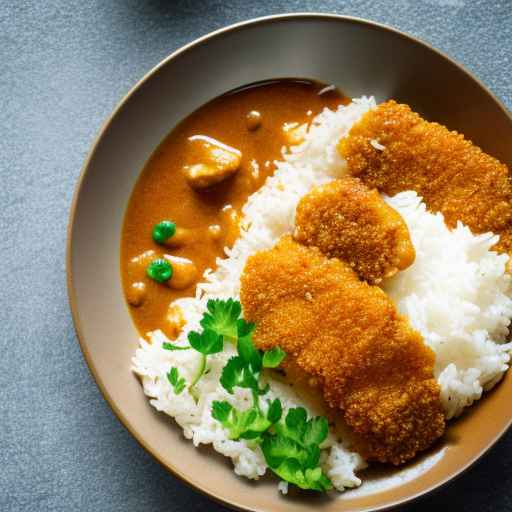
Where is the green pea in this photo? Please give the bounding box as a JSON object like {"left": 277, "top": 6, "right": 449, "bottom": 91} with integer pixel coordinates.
{"left": 146, "top": 259, "right": 173, "bottom": 283}
{"left": 152, "top": 220, "right": 176, "bottom": 244}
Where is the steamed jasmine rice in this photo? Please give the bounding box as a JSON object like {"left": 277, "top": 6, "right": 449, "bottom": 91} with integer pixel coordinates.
{"left": 133, "top": 97, "right": 512, "bottom": 491}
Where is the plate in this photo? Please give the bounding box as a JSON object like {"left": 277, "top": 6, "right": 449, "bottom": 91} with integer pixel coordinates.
{"left": 67, "top": 13, "right": 512, "bottom": 512}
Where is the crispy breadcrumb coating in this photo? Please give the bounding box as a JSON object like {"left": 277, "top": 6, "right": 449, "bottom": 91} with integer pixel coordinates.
{"left": 339, "top": 100, "right": 512, "bottom": 254}
{"left": 294, "top": 177, "right": 415, "bottom": 283}
{"left": 240, "top": 236, "right": 445, "bottom": 465}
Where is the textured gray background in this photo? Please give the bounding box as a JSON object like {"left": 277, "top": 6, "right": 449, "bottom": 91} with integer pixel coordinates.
{"left": 2, "top": 1, "right": 512, "bottom": 511}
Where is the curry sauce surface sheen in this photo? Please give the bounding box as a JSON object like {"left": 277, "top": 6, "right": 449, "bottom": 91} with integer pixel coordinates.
{"left": 121, "top": 80, "right": 346, "bottom": 338}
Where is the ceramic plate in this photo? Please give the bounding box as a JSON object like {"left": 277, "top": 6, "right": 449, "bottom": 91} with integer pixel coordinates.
{"left": 67, "top": 14, "right": 512, "bottom": 511}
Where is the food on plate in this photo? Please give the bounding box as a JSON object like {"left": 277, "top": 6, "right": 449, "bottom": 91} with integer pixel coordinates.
{"left": 165, "top": 303, "right": 186, "bottom": 340}
{"left": 127, "top": 83, "right": 512, "bottom": 494}
{"left": 122, "top": 79, "right": 345, "bottom": 339}
{"left": 126, "top": 281, "right": 146, "bottom": 307}
{"left": 240, "top": 235, "right": 444, "bottom": 464}
{"left": 162, "top": 255, "right": 198, "bottom": 290}
{"left": 246, "top": 110, "right": 262, "bottom": 131}
{"left": 283, "top": 122, "right": 308, "bottom": 145}
{"left": 294, "top": 177, "right": 415, "bottom": 283}
{"left": 152, "top": 220, "right": 176, "bottom": 245}
{"left": 339, "top": 100, "right": 512, "bottom": 254}
{"left": 183, "top": 135, "right": 242, "bottom": 189}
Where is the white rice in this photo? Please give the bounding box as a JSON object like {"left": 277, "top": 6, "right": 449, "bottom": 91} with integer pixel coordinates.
{"left": 384, "top": 192, "right": 512, "bottom": 419}
{"left": 132, "top": 97, "right": 512, "bottom": 492}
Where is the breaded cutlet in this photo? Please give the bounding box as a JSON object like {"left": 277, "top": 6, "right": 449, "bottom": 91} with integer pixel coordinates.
{"left": 294, "top": 177, "right": 415, "bottom": 284}
{"left": 240, "top": 236, "right": 445, "bottom": 465}
{"left": 339, "top": 100, "right": 512, "bottom": 254}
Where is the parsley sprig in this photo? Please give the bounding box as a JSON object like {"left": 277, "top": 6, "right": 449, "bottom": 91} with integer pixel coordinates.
{"left": 209, "top": 304, "right": 331, "bottom": 491}
{"left": 162, "top": 298, "right": 242, "bottom": 399}
{"left": 212, "top": 398, "right": 282, "bottom": 440}
{"left": 161, "top": 298, "right": 332, "bottom": 492}
{"left": 187, "top": 328, "right": 224, "bottom": 398}
{"left": 212, "top": 317, "right": 285, "bottom": 440}
{"left": 200, "top": 298, "right": 241, "bottom": 342}
{"left": 262, "top": 408, "right": 332, "bottom": 491}
{"left": 162, "top": 342, "right": 190, "bottom": 351}
{"left": 167, "top": 367, "right": 186, "bottom": 395}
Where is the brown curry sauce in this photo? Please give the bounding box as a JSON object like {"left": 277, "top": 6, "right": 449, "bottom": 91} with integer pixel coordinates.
{"left": 121, "top": 79, "right": 347, "bottom": 338}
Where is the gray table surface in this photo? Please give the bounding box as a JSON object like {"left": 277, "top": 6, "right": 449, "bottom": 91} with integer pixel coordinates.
{"left": 2, "top": 1, "right": 512, "bottom": 511}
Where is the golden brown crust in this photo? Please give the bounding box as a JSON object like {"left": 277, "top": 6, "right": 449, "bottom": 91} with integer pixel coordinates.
{"left": 294, "top": 177, "right": 415, "bottom": 283}
{"left": 240, "top": 236, "right": 445, "bottom": 465}
{"left": 338, "top": 100, "right": 512, "bottom": 254}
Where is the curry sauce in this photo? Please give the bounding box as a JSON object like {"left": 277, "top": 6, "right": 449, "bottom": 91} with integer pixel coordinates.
{"left": 121, "top": 79, "right": 347, "bottom": 338}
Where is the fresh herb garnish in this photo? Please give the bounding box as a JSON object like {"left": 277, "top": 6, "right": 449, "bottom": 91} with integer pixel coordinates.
{"left": 261, "top": 408, "right": 332, "bottom": 492}
{"left": 162, "top": 342, "right": 190, "bottom": 351}
{"left": 219, "top": 318, "right": 271, "bottom": 406}
{"left": 177, "top": 299, "right": 250, "bottom": 399}
{"left": 262, "top": 347, "right": 287, "bottom": 368}
{"left": 162, "top": 298, "right": 331, "bottom": 492}
{"left": 220, "top": 355, "right": 260, "bottom": 394}
{"left": 167, "top": 367, "right": 186, "bottom": 395}
{"left": 188, "top": 329, "right": 224, "bottom": 354}
{"left": 187, "top": 329, "right": 223, "bottom": 398}
{"left": 212, "top": 315, "right": 331, "bottom": 491}
{"left": 200, "top": 298, "right": 242, "bottom": 341}
{"left": 161, "top": 299, "right": 240, "bottom": 399}
{"left": 201, "top": 302, "right": 283, "bottom": 441}
{"left": 212, "top": 399, "right": 280, "bottom": 440}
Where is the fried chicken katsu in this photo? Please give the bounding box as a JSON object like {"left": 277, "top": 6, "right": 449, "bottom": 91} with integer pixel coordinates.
{"left": 294, "top": 177, "right": 415, "bottom": 283}
{"left": 339, "top": 100, "right": 512, "bottom": 254}
{"left": 240, "top": 236, "right": 445, "bottom": 465}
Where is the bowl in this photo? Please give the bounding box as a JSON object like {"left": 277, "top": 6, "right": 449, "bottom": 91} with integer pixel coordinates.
{"left": 67, "top": 13, "right": 512, "bottom": 512}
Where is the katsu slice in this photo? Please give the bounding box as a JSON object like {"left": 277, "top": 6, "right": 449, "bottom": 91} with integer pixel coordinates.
{"left": 294, "top": 177, "right": 415, "bottom": 283}
{"left": 240, "top": 236, "right": 445, "bottom": 465}
{"left": 338, "top": 100, "right": 512, "bottom": 254}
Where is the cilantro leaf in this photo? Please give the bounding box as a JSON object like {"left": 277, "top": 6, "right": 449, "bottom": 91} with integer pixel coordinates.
{"left": 274, "top": 408, "right": 328, "bottom": 448}
{"left": 267, "top": 399, "right": 282, "bottom": 424}
{"left": 262, "top": 433, "right": 320, "bottom": 470}
{"left": 261, "top": 407, "right": 333, "bottom": 492}
{"left": 167, "top": 367, "right": 179, "bottom": 386}
{"left": 272, "top": 459, "right": 306, "bottom": 488}
{"left": 166, "top": 367, "right": 186, "bottom": 395}
{"left": 303, "top": 445, "right": 321, "bottom": 469}
{"left": 261, "top": 434, "right": 305, "bottom": 468}
{"left": 239, "top": 410, "right": 272, "bottom": 440}
{"left": 303, "top": 416, "right": 329, "bottom": 447}
{"left": 262, "top": 437, "right": 332, "bottom": 491}
{"left": 286, "top": 407, "right": 308, "bottom": 433}
{"left": 220, "top": 356, "right": 259, "bottom": 394}
{"left": 273, "top": 407, "right": 308, "bottom": 444}
{"left": 211, "top": 400, "right": 233, "bottom": 423}
{"left": 237, "top": 318, "right": 255, "bottom": 339}
{"left": 200, "top": 299, "right": 241, "bottom": 340}
{"left": 304, "top": 468, "right": 333, "bottom": 492}
{"left": 237, "top": 325, "right": 262, "bottom": 372}
{"left": 162, "top": 342, "right": 190, "bottom": 351}
{"left": 273, "top": 461, "right": 332, "bottom": 492}
{"left": 212, "top": 400, "right": 273, "bottom": 440}
{"left": 188, "top": 329, "right": 223, "bottom": 355}
{"left": 202, "top": 297, "right": 333, "bottom": 493}
{"left": 262, "top": 347, "right": 286, "bottom": 368}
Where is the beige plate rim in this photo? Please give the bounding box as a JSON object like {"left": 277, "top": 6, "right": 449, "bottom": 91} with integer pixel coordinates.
{"left": 66, "top": 12, "right": 512, "bottom": 512}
